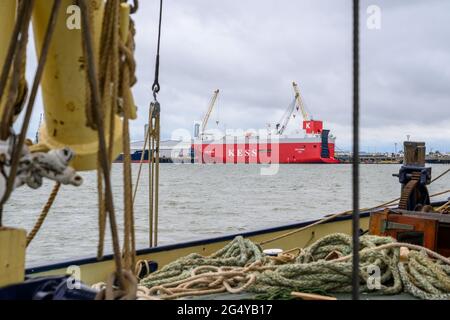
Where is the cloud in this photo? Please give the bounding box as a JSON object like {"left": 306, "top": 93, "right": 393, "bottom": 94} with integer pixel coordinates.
{"left": 19, "top": 0, "right": 450, "bottom": 152}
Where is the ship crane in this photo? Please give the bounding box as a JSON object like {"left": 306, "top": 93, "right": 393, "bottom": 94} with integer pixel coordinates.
{"left": 292, "top": 81, "right": 310, "bottom": 122}
{"left": 275, "top": 82, "right": 310, "bottom": 135}
{"left": 201, "top": 89, "right": 220, "bottom": 138}
{"left": 275, "top": 98, "right": 296, "bottom": 135}
{"left": 292, "top": 81, "right": 323, "bottom": 135}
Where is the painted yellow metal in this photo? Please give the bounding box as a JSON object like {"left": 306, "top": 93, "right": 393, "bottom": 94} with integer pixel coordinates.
{"left": 201, "top": 89, "right": 220, "bottom": 136}
{"left": 292, "top": 82, "right": 309, "bottom": 121}
{"left": 31, "top": 216, "right": 370, "bottom": 285}
{"left": 0, "top": 0, "right": 17, "bottom": 120}
{"left": 0, "top": 228, "right": 26, "bottom": 287}
{"left": 31, "top": 0, "right": 123, "bottom": 171}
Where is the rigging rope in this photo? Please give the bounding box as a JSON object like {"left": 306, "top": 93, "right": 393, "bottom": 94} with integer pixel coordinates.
{"left": 96, "top": 0, "right": 121, "bottom": 260}
{"left": 352, "top": 0, "right": 361, "bottom": 300}
{"left": 152, "top": 0, "right": 163, "bottom": 94}
{"left": 0, "top": 0, "right": 34, "bottom": 224}
{"left": 0, "top": 0, "right": 32, "bottom": 140}
{"left": 77, "top": 0, "right": 125, "bottom": 288}
{"left": 132, "top": 112, "right": 151, "bottom": 204}
{"left": 148, "top": 102, "right": 160, "bottom": 247}
{"left": 120, "top": 4, "right": 138, "bottom": 270}
{"left": 431, "top": 168, "right": 450, "bottom": 184}
{"left": 96, "top": 167, "right": 106, "bottom": 258}
{"left": 26, "top": 182, "right": 61, "bottom": 247}
{"left": 147, "top": 0, "right": 163, "bottom": 247}
{"left": 258, "top": 187, "right": 450, "bottom": 247}
{"left": 0, "top": 0, "right": 61, "bottom": 227}
{"left": 95, "top": 1, "right": 139, "bottom": 269}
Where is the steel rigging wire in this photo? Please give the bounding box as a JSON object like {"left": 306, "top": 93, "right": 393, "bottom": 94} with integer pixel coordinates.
{"left": 352, "top": 0, "right": 361, "bottom": 300}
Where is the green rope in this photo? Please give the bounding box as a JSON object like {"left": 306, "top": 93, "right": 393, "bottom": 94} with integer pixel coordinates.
{"left": 140, "top": 236, "right": 266, "bottom": 288}
{"left": 139, "top": 234, "right": 450, "bottom": 300}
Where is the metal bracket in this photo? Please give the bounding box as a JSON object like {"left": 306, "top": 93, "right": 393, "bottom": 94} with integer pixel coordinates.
{"left": 381, "top": 220, "right": 415, "bottom": 233}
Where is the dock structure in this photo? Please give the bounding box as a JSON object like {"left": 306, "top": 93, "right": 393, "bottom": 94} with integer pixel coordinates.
{"left": 425, "top": 154, "right": 450, "bottom": 164}
{"left": 336, "top": 152, "right": 402, "bottom": 164}
{"left": 336, "top": 151, "right": 450, "bottom": 164}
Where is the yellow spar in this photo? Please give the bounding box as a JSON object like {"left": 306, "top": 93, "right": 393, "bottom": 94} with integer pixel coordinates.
{"left": 30, "top": 0, "right": 125, "bottom": 171}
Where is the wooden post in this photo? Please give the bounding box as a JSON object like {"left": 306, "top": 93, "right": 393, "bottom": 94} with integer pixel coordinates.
{"left": 291, "top": 291, "right": 337, "bottom": 300}
{"left": 0, "top": 228, "right": 26, "bottom": 288}
{"left": 403, "top": 141, "right": 426, "bottom": 167}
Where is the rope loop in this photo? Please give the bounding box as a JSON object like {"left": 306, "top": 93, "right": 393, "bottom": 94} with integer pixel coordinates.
{"left": 132, "top": 235, "right": 450, "bottom": 300}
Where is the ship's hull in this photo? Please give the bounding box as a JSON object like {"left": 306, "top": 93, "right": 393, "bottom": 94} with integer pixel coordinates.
{"left": 116, "top": 131, "right": 339, "bottom": 164}
{"left": 193, "top": 140, "right": 338, "bottom": 164}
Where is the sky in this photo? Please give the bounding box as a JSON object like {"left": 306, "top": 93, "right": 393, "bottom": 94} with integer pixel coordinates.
{"left": 23, "top": 0, "right": 450, "bottom": 153}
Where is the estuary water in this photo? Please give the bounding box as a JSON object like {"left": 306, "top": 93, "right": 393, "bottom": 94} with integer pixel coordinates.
{"left": 4, "top": 163, "right": 449, "bottom": 266}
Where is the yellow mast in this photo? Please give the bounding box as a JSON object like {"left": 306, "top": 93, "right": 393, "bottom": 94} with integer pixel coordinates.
{"left": 0, "top": 0, "right": 138, "bottom": 288}
{"left": 31, "top": 0, "right": 123, "bottom": 171}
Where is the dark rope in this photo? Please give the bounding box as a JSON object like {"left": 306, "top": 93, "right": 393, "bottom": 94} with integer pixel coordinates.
{"left": 0, "top": 0, "right": 30, "bottom": 113}
{"left": 1, "top": 0, "right": 61, "bottom": 215}
{"left": 130, "top": 0, "right": 139, "bottom": 14}
{"left": 0, "top": 1, "right": 35, "bottom": 223}
{"left": 77, "top": 0, "right": 125, "bottom": 289}
{"left": 352, "top": 0, "right": 360, "bottom": 300}
{"left": 152, "top": 0, "right": 163, "bottom": 95}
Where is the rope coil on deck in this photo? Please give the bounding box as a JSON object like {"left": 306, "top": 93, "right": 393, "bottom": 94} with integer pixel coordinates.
{"left": 136, "top": 234, "right": 450, "bottom": 300}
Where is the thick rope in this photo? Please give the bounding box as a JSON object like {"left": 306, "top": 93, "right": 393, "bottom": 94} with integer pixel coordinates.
{"left": 120, "top": 7, "right": 137, "bottom": 270}
{"left": 93, "top": 269, "right": 137, "bottom": 300}
{"left": 148, "top": 104, "right": 161, "bottom": 247}
{"left": 0, "top": 0, "right": 61, "bottom": 227}
{"left": 436, "top": 201, "right": 449, "bottom": 213}
{"left": 96, "top": 164, "right": 106, "bottom": 259}
{"left": 139, "top": 236, "right": 265, "bottom": 289}
{"left": 0, "top": 0, "right": 33, "bottom": 140}
{"left": 0, "top": 0, "right": 28, "bottom": 104}
{"left": 78, "top": 0, "right": 125, "bottom": 288}
{"left": 26, "top": 182, "right": 61, "bottom": 246}
{"left": 81, "top": 1, "right": 139, "bottom": 297}
{"left": 0, "top": 0, "right": 34, "bottom": 218}
{"left": 141, "top": 262, "right": 264, "bottom": 300}
{"left": 136, "top": 234, "right": 450, "bottom": 300}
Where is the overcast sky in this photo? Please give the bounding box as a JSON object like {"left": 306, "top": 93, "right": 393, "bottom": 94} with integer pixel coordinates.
{"left": 24, "top": 0, "right": 450, "bottom": 153}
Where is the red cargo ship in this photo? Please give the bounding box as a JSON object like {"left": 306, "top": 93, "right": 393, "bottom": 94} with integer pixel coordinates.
{"left": 116, "top": 83, "right": 339, "bottom": 164}
{"left": 192, "top": 120, "right": 339, "bottom": 164}
{"left": 192, "top": 83, "right": 339, "bottom": 164}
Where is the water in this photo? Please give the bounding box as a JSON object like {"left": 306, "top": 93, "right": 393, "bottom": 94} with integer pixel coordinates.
{"left": 4, "top": 163, "right": 449, "bottom": 266}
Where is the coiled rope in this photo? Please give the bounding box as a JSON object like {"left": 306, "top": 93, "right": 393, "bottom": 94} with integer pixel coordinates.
{"left": 136, "top": 234, "right": 450, "bottom": 300}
